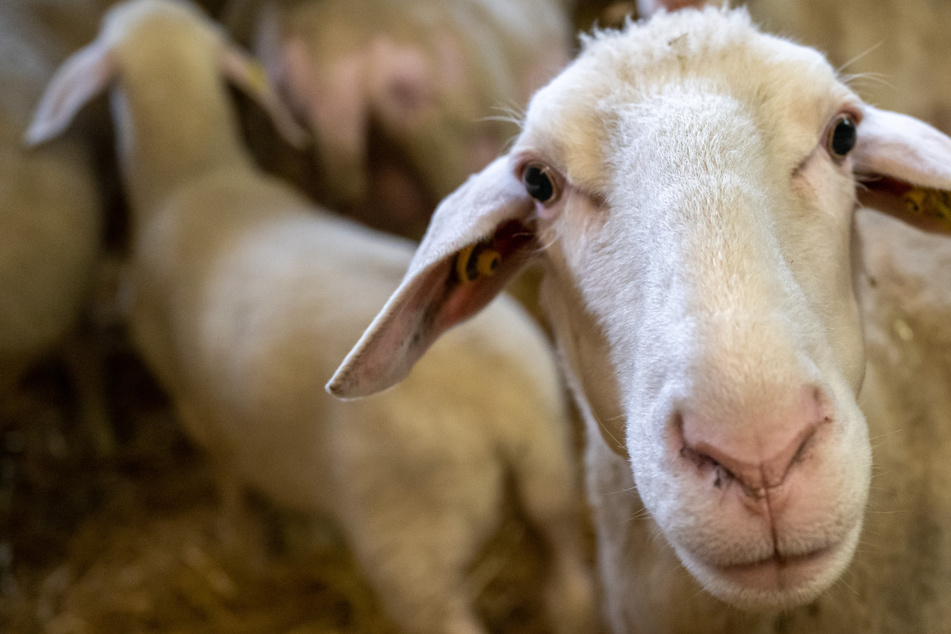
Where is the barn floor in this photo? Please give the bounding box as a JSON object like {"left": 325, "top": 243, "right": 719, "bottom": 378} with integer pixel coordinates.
{"left": 0, "top": 334, "right": 570, "bottom": 633}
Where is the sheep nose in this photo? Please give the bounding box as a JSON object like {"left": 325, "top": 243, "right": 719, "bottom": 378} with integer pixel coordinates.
{"left": 678, "top": 385, "right": 828, "bottom": 496}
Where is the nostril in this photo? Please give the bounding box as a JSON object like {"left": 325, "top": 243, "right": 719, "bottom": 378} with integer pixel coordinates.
{"left": 789, "top": 422, "right": 819, "bottom": 467}
{"left": 680, "top": 442, "right": 739, "bottom": 489}
{"left": 677, "top": 383, "right": 832, "bottom": 493}
{"left": 680, "top": 433, "right": 764, "bottom": 492}
{"left": 761, "top": 421, "right": 821, "bottom": 489}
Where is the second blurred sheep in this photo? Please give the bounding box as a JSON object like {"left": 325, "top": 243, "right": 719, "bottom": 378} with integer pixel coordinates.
{"left": 227, "top": 0, "right": 575, "bottom": 237}
{"left": 1, "top": 0, "right": 106, "bottom": 437}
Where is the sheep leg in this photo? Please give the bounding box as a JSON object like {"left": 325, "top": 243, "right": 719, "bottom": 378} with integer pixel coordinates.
{"left": 174, "top": 403, "right": 259, "bottom": 557}
{"left": 332, "top": 424, "right": 501, "bottom": 634}
{"left": 341, "top": 507, "right": 490, "bottom": 634}
{"left": 61, "top": 330, "right": 116, "bottom": 457}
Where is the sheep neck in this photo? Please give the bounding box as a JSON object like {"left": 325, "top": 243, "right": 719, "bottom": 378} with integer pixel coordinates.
{"left": 110, "top": 52, "right": 254, "bottom": 217}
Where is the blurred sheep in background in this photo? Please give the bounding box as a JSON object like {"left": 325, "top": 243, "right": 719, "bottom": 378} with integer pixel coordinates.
{"left": 225, "top": 0, "right": 575, "bottom": 237}
{"left": 26, "top": 1, "right": 598, "bottom": 632}
{"left": 0, "top": 0, "right": 113, "bottom": 451}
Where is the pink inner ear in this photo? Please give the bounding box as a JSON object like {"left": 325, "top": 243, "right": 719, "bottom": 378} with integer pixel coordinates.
{"left": 25, "top": 41, "right": 116, "bottom": 146}
{"left": 431, "top": 220, "right": 537, "bottom": 333}
{"left": 854, "top": 107, "right": 951, "bottom": 234}
{"left": 858, "top": 178, "right": 951, "bottom": 234}
{"left": 327, "top": 219, "right": 537, "bottom": 398}
{"left": 328, "top": 156, "right": 535, "bottom": 398}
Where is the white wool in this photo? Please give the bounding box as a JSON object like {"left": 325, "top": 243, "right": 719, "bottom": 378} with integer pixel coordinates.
{"left": 580, "top": 208, "right": 951, "bottom": 633}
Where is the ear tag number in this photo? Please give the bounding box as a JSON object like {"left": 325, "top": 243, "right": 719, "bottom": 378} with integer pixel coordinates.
{"left": 903, "top": 187, "right": 951, "bottom": 228}
{"left": 455, "top": 241, "right": 501, "bottom": 284}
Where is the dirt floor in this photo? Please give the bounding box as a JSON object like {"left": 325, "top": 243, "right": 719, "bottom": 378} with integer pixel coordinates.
{"left": 0, "top": 333, "right": 580, "bottom": 633}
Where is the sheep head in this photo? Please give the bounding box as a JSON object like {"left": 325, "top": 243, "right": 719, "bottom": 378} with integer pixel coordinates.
{"left": 253, "top": 0, "right": 571, "bottom": 236}
{"left": 329, "top": 8, "right": 951, "bottom": 611}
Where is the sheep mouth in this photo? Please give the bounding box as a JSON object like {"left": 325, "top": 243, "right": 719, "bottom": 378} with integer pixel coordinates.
{"left": 680, "top": 533, "right": 858, "bottom": 612}
{"left": 712, "top": 545, "right": 835, "bottom": 590}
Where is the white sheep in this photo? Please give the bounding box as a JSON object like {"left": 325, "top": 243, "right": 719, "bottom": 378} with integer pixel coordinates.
{"left": 224, "top": 0, "right": 574, "bottom": 237}
{"left": 329, "top": 5, "right": 951, "bottom": 632}
{"left": 25, "top": 1, "right": 596, "bottom": 632}
{"left": 1, "top": 1, "right": 104, "bottom": 426}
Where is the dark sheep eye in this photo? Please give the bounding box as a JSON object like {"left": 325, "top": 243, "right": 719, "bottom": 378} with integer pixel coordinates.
{"left": 828, "top": 115, "right": 857, "bottom": 159}
{"left": 523, "top": 164, "right": 556, "bottom": 203}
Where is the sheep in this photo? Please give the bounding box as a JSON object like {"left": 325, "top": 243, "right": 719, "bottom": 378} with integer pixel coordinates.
{"left": 0, "top": 1, "right": 104, "bottom": 428}
{"left": 25, "top": 1, "right": 597, "bottom": 632}
{"left": 328, "top": 5, "right": 951, "bottom": 632}
{"left": 224, "top": 0, "right": 574, "bottom": 237}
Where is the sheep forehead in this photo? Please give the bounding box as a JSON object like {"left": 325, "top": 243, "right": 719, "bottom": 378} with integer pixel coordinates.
{"left": 519, "top": 7, "right": 852, "bottom": 192}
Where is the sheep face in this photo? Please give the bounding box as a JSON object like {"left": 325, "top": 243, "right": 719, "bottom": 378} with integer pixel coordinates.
{"left": 330, "top": 7, "right": 951, "bottom": 613}
{"left": 513, "top": 12, "right": 872, "bottom": 610}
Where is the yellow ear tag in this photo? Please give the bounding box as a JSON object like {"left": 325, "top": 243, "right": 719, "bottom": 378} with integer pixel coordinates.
{"left": 455, "top": 241, "right": 501, "bottom": 284}
{"left": 903, "top": 186, "right": 951, "bottom": 226}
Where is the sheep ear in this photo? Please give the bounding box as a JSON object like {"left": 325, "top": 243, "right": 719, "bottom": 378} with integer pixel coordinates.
{"left": 854, "top": 106, "right": 951, "bottom": 234}
{"left": 220, "top": 44, "right": 310, "bottom": 149}
{"left": 327, "top": 157, "right": 538, "bottom": 399}
{"left": 24, "top": 40, "right": 115, "bottom": 146}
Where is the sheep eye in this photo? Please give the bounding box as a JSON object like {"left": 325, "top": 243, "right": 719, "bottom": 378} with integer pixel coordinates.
{"left": 828, "top": 114, "right": 857, "bottom": 159}
{"left": 523, "top": 164, "right": 556, "bottom": 203}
